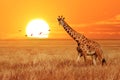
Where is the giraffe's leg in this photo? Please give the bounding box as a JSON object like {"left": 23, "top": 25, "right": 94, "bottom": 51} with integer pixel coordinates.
{"left": 98, "top": 56, "right": 103, "bottom": 65}
{"left": 83, "top": 55, "right": 87, "bottom": 62}
{"left": 82, "top": 50, "right": 87, "bottom": 63}
{"left": 92, "top": 55, "right": 97, "bottom": 65}
{"left": 96, "top": 49, "right": 107, "bottom": 65}
{"left": 76, "top": 53, "right": 82, "bottom": 62}
{"left": 98, "top": 56, "right": 107, "bottom": 65}
{"left": 76, "top": 47, "right": 82, "bottom": 62}
{"left": 98, "top": 52, "right": 107, "bottom": 65}
{"left": 76, "top": 53, "right": 80, "bottom": 62}
{"left": 102, "top": 58, "right": 107, "bottom": 65}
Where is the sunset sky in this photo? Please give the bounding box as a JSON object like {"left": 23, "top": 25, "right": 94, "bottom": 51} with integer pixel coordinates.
{"left": 0, "top": 0, "right": 120, "bottom": 39}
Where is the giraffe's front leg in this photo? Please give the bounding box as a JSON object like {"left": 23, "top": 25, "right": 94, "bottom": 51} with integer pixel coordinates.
{"left": 76, "top": 47, "right": 82, "bottom": 62}
{"left": 83, "top": 54, "right": 87, "bottom": 62}
{"left": 82, "top": 50, "right": 88, "bottom": 63}
{"left": 76, "top": 53, "right": 82, "bottom": 62}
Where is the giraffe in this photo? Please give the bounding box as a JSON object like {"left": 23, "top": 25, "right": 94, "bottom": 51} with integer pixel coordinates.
{"left": 57, "top": 16, "right": 106, "bottom": 65}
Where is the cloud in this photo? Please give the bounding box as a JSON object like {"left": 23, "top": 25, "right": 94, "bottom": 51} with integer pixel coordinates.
{"left": 115, "top": 15, "right": 120, "bottom": 20}
{"left": 71, "top": 14, "right": 120, "bottom": 29}
{"left": 95, "top": 14, "right": 120, "bottom": 25}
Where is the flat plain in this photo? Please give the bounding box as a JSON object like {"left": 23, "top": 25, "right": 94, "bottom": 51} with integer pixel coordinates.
{"left": 0, "top": 39, "right": 120, "bottom": 80}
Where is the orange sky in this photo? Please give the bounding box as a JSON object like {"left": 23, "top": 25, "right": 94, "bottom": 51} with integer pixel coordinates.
{"left": 0, "top": 0, "right": 120, "bottom": 39}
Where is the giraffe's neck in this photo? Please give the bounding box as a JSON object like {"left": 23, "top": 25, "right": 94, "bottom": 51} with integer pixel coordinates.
{"left": 61, "top": 20, "right": 84, "bottom": 43}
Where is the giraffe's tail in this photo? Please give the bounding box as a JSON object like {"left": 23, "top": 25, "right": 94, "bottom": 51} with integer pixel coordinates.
{"left": 102, "top": 58, "right": 107, "bottom": 66}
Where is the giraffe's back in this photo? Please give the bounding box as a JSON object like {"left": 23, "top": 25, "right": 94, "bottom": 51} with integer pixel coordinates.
{"left": 79, "top": 38, "right": 102, "bottom": 55}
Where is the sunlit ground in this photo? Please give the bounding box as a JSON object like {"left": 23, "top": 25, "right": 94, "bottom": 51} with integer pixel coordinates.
{"left": 0, "top": 39, "right": 120, "bottom": 80}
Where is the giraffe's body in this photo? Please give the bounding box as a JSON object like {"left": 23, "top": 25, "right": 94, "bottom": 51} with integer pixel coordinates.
{"left": 57, "top": 16, "right": 106, "bottom": 65}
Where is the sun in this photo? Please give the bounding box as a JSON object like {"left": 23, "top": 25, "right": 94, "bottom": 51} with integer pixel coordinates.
{"left": 26, "top": 19, "right": 50, "bottom": 38}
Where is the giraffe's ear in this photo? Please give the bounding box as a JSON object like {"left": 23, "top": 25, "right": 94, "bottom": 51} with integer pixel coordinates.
{"left": 63, "top": 17, "right": 65, "bottom": 20}
{"left": 57, "top": 16, "right": 61, "bottom": 21}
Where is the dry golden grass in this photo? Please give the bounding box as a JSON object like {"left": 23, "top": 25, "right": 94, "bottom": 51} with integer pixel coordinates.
{"left": 0, "top": 39, "right": 120, "bottom": 80}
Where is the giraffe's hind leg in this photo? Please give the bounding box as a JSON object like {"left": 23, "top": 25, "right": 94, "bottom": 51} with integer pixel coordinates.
{"left": 95, "top": 48, "right": 107, "bottom": 66}
{"left": 102, "top": 58, "right": 107, "bottom": 65}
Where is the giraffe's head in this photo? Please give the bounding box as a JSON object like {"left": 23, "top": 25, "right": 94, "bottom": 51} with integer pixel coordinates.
{"left": 57, "top": 16, "right": 65, "bottom": 26}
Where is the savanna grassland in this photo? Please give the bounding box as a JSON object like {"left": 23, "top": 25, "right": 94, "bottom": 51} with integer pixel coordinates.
{"left": 0, "top": 39, "right": 120, "bottom": 80}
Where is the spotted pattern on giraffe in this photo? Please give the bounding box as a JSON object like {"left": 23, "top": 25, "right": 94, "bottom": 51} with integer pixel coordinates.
{"left": 57, "top": 16, "right": 107, "bottom": 65}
